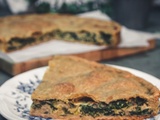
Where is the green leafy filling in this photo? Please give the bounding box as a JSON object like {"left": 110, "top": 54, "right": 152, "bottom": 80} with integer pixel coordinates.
{"left": 100, "top": 31, "right": 111, "bottom": 44}
{"left": 8, "top": 37, "right": 35, "bottom": 50}
{"left": 80, "top": 97, "right": 151, "bottom": 117}
{"left": 52, "top": 29, "right": 111, "bottom": 45}
{"left": 32, "top": 99, "right": 58, "bottom": 111}
{"left": 32, "top": 97, "right": 152, "bottom": 117}
{"left": 7, "top": 29, "right": 112, "bottom": 51}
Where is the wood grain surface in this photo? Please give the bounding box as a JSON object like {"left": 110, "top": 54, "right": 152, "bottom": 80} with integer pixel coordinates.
{"left": 0, "top": 40, "right": 156, "bottom": 75}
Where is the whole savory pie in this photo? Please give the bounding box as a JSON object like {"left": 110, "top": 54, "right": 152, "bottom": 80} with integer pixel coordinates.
{"left": 0, "top": 14, "right": 121, "bottom": 52}
{"left": 30, "top": 56, "right": 160, "bottom": 120}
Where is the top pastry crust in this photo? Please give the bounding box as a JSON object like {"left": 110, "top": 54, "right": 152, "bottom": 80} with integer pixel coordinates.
{"left": 32, "top": 56, "right": 159, "bottom": 102}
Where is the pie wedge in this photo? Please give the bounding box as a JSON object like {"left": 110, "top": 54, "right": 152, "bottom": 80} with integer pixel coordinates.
{"left": 30, "top": 56, "right": 160, "bottom": 120}
{"left": 0, "top": 14, "right": 121, "bottom": 53}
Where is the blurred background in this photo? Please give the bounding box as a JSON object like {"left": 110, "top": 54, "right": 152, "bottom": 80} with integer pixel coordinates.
{"left": 0, "top": 0, "right": 160, "bottom": 31}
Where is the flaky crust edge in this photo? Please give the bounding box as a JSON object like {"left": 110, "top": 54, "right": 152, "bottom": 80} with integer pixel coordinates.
{"left": 30, "top": 111, "right": 156, "bottom": 120}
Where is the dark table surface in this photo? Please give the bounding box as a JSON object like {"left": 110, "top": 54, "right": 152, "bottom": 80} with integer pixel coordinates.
{"left": 0, "top": 7, "right": 160, "bottom": 120}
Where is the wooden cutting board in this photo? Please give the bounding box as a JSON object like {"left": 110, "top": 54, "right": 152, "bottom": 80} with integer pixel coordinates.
{"left": 0, "top": 40, "right": 156, "bottom": 76}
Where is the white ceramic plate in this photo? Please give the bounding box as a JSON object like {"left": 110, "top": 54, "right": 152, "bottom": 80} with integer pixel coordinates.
{"left": 0, "top": 65, "right": 160, "bottom": 120}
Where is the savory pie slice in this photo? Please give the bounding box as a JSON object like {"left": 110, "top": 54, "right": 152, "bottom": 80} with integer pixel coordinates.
{"left": 30, "top": 56, "right": 160, "bottom": 120}
{"left": 0, "top": 14, "right": 121, "bottom": 53}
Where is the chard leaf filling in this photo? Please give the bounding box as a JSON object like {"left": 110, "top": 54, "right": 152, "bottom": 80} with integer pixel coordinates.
{"left": 8, "top": 37, "right": 36, "bottom": 50}
{"left": 53, "top": 30, "right": 112, "bottom": 45}
{"left": 32, "top": 97, "right": 152, "bottom": 117}
{"left": 7, "top": 29, "right": 112, "bottom": 51}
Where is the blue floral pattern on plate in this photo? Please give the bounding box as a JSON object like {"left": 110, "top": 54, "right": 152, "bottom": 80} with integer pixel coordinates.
{"left": 12, "top": 75, "right": 51, "bottom": 120}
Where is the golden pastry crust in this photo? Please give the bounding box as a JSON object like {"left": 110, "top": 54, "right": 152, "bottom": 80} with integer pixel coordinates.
{"left": 0, "top": 14, "right": 121, "bottom": 52}
{"left": 30, "top": 56, "right": 160, "bottom": 119}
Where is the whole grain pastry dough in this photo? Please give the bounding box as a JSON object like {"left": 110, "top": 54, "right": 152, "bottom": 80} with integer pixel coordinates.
{"left": 30, "top": 56, "right": 160, "bottom": 120}
{"left": 0, "top": 14, "right": 121, "bottom": 52}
